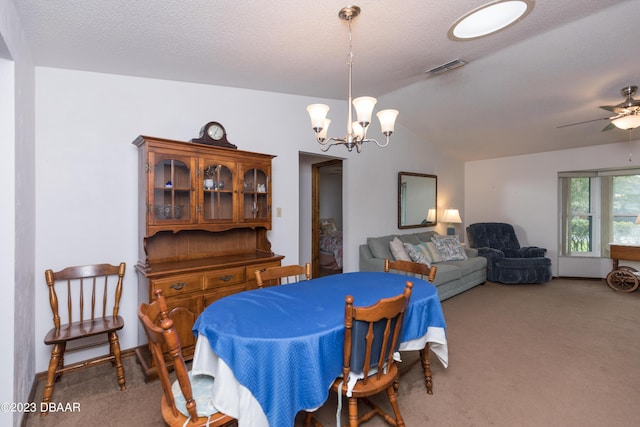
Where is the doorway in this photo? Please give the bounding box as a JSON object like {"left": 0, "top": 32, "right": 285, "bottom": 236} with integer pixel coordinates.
{"left": 312, "top": 159, "right": 343, "bottom": 278}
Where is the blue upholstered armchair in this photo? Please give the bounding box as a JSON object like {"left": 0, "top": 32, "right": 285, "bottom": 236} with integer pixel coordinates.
{"left": 466, "top": 222, "right": 551, "bottom": 284}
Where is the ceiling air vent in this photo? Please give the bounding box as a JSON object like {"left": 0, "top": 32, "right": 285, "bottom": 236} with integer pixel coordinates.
{"left": 426, "top": 59, "right": 467, "bottom": 75}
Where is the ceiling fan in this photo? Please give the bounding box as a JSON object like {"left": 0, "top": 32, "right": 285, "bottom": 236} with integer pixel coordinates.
{"left": 558, "top": 85, "right": 640, "bottom": 131}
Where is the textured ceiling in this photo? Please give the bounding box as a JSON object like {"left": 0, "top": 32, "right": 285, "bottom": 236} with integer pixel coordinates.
{"left": 12, "top": 0, "right": 640, "bottom": 161}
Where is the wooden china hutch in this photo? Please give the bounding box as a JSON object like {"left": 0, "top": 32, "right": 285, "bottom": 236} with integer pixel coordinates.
{"left": 133, "top": 129, "right": 283, "bottom": 379}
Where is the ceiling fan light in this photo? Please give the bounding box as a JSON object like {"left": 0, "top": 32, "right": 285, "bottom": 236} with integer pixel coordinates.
{"left": 448, "top": 0, "right": 534, "bottom": 41}
{"left": 612, "top": 114, "right": 640, "bottom": 130}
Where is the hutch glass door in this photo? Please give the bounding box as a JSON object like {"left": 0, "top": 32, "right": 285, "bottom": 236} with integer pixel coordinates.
{"left": 201, "top": 161, "right": 234, "bottom": 221}
{"left": 151, "top": 155, "right": 192, "bottom": 224}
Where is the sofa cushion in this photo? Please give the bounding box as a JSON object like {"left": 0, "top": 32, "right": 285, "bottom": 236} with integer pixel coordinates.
{"left": 416, "top": 231, "right": 439, "bottom": 243}
{"left": 429, "top": 263, "right": 462, "bottom": 285}
{"left": 442, "top": 256, "right": 487, "bottom": 276}
{"left": 431, "top": 235, "right": 467, "bottom": 261}
{"left": 367, "top": 235, "right": 396, "bottom": 260}
{"left": 398, "top": 234, "right": 422, "bottom": 245}
{"left": 389, "top": 237, "right": 411, "bottom": 261}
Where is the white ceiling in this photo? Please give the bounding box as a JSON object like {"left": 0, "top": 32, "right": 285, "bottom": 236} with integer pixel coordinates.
{"left": 12, "top": 0, "right": 640, "bottom": 161}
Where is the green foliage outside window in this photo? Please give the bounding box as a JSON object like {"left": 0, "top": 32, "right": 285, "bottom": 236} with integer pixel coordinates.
{"left": 569, "top": 178, "right": 591, "bottom": 253}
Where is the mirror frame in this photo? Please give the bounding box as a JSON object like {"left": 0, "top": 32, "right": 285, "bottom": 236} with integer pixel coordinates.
{"left": 397, "top": 172, "right": 437, "bottom": 229}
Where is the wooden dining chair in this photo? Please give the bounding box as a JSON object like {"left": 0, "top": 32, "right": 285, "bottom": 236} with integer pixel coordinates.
{"left": 384, "top": 258, "right": 437, "bottom": 283}
{"left": 255, "top": 262, "right": 311, "bottom": 287}
{"left": 42, "top": 262, "right": 127, "bottom": 415}
{"left": 385, "top": 258, "right": 437, "bottom": 395}
{"left": 308, "top": 281, "right": 413, "bottom": 427}
{"left": 138, "top": 289, "right": 237, "bottom": 427}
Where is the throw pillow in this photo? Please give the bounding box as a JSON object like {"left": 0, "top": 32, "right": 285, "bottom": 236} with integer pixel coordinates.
{"left": 431, "top": 235, "right": 467, "bottom": 261}
{"left": 320, "top": 218, "right": 338, "bottom": 233}
{"left": 432, "top": 235, "right": 467, "bottom": 261}
{"left": 403, "top": 243, "right": 431, "bottom": 266}
{"left": 389, "top": 237, "right": 411, "bottom": 261}
{"left": 424, "top": 242, "right": 443, "bottom": 263}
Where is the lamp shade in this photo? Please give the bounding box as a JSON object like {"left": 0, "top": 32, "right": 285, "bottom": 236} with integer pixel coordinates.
{"left": 442, "top": 209, "right": 462, "bottom": 224}
{"left": 352, "top": 96, "right": 377, "bottom": 126}
{"left": 317, "top": 119, "right": 331, "bottom": 141}
{"left": 306, "top": 104, "right": 330, "bottom": 132}
{"left": 377, "top": 109, "right": 399, "bottom": 135}
{"left": 352, "top": 122, "right": 364, "bottom": 139}
{"left": 612, "top": 114, "right": 640, "bottom": 130}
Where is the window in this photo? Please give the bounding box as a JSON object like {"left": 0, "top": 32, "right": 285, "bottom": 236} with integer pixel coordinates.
{"left": 560, "top": 169, "right": 640, "bottom": 257}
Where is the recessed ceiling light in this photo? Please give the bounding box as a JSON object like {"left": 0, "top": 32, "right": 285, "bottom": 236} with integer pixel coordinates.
{"left": 448, "top": 0, "right": 534, "bottom": 41}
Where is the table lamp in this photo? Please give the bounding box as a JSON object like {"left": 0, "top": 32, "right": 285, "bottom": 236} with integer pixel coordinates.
{"left": 442, "top": 208, "right": 462, "bottom": 235}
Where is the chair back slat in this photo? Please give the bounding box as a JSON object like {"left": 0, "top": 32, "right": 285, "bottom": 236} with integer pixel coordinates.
{"left": 46, "top": 263, "right": 126, "bottom": 328}
{"left": 385, "top": 258, "right": 437, "bottom": 283}
{"left": 343, "top": 281, "right": 413, "bottom": 385}
{"left": 256, "top": 263, "right": 311, "bottom": 287}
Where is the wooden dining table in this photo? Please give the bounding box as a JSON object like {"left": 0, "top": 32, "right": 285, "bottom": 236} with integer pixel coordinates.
{"left": 191, "top": 271, "right": 448, "bottom": 427}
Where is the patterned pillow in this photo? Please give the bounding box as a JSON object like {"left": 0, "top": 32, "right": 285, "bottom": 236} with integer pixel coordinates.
{"left": 403, "top": 243, "right": 431, "bottom": 266}
{"left": 389, "top": 237, "right": 411, "bottom": 261}
{"left": 431, "top": 235, "right": 467, "bottom": 261}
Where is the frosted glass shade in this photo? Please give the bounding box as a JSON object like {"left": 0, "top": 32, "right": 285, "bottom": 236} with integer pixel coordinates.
{"left": 377, "top": 109, "right": 399, "bottom": 135}
{"left": 306, "top": 104, "right": 330, "bottom": 131}
{"left": 352, "top": 96, "right": 377, "bottom": 126}
{"left": 352, "top": 122, "right": 364, "bottom": 139}
{"left": 612, "top": 114, "right": 640, "bottom": 130}
{"left": 317, "top": 119, "right": 331, "bottom": 141}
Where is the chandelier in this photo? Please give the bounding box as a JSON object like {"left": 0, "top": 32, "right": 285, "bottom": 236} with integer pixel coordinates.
{"left": 306, "top": 5, "right": 398, "bottom": 153}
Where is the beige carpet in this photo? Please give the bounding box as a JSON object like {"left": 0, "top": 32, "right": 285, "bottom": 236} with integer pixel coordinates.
{"left": 24, "top": 278, "right": 640, "bottom": 427}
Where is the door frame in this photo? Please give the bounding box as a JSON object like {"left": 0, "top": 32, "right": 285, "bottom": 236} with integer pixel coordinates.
{"left": 311, "top": 159, "right": 343, "bottom": 278}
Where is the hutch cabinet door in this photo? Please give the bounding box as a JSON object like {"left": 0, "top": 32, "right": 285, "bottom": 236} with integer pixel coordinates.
{"left": 148, "top": 151, "right": 196, "bottom": 226}
{"left": 198, "top": 158, "right": 237, "bottom": 223}
{"left": 239, "top": 163, "right": 272, "bottom": 224}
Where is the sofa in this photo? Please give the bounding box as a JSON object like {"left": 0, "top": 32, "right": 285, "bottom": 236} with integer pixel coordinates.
{"left": 359, "top": 231, "right": 487, "bottom": 301}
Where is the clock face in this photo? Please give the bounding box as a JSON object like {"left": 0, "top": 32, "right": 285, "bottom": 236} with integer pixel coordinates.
{"left": 207, "top": 124, "right": 224, "bottom": 140}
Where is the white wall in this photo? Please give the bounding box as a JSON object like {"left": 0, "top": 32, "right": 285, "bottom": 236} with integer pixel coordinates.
{"left": 465, "top": 139, "right": 640, "bottom": 278}
{"left": 0, "top": 0, "right": 36, "bottom": 425}
{"left": 34, "top": 67, "right": 466, "bottom": 373}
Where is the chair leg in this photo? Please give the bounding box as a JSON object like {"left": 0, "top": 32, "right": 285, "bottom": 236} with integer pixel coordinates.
{"left": 419, "top": 344, "right": 433, "bottom": 394}
{"left": 108, "top": 331, "right": 126, "bottom": 390}
{"left": 348, "top": 397, "right": 359, "bottom": 427}
{"left": 385, "top": 385, "right": 405, "bottom": 427}
{"left": 42, "top": 343, "right": 63, "bottom": 416}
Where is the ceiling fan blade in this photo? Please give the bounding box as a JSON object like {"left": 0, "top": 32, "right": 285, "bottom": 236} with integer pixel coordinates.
{"left": 601, "top": 122, "right": 616, "bottom": 132}
{"left": 599, "top": 105, "right": 619, "bottom": 113}
{"left": 556, "top": 117, "right": 609, "bottom": 128}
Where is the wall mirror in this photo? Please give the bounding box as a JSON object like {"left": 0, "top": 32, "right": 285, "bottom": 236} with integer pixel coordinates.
{"left": 398, "top": 172, "right": 437, "bottom": 229}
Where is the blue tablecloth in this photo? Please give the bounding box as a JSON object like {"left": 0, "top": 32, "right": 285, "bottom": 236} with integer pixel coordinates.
{"left": 193, "top": 271, "right": 447, "bottom": 427}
